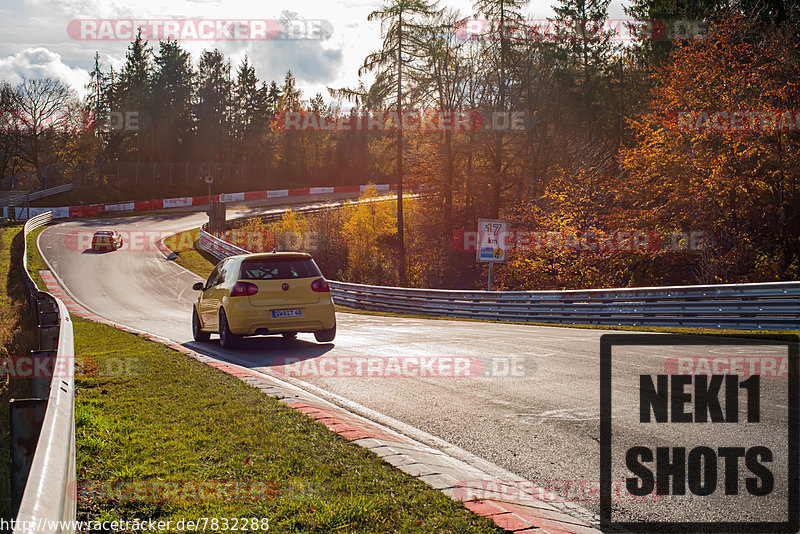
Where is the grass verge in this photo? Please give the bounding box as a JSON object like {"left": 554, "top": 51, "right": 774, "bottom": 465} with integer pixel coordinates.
{"left": 73, "top": 316, "right": 502, "bottom": 533}
{"left": 161, "top": 228, "right": 798, "bottom": 342}
{"left": 162, "top": 228, "right": 217, "bottom": 280}
{"left": 25, "top": 225, "right": 48, "bottom": 291}
{"left": 0, "top": 224, "right": 39, "bottom": 521}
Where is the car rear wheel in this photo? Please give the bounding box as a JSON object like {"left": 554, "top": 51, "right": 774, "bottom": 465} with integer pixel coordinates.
{"left": 218, "top": 308, "right": 240, "bottom": 349}
{"left": 314, "top": 323, "right": 336, "bottom": 343}
{"left": 281, "top": 332, "right": 298, "bottom": 339}
{"left": 192, "top": 308, "right": 210, "bottom": 342}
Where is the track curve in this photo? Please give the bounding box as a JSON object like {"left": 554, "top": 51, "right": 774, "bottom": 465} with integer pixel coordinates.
{"left": 38, "top": 207, "right": 793, "bottom": 526}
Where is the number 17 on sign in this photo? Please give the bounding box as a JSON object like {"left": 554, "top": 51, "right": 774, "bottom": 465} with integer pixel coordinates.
{"left": 477, "top": 218, "right": 509, "bottom": 291}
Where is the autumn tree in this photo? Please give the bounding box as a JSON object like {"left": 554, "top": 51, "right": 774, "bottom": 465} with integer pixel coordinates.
{"left": 620, "top": 13, "right": 800, "bottom": 281}
{"left": 0, "top": 82, "right": 20, "bottom": 180}
{"left": 9, "top": 78, "right": 81, "bottom": 186}
{"left": 341, "top": 185, "right": 398, "bottom": 284}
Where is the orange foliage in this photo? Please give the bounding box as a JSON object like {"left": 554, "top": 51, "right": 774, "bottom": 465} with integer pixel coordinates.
{"left": 620, "top": 13, "right": 800, "bottom": 281}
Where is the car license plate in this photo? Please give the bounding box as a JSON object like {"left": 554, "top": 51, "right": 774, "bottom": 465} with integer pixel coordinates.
{"left": 273, "top": 309, "right": 302, "bottom": 318}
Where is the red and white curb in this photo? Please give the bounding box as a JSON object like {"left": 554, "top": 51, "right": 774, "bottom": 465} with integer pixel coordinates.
{"left": 12, "top": 183, "right": 410, "bottom": 221}
{"left": 39, "top": 268, "right": 602, "bottom": 534}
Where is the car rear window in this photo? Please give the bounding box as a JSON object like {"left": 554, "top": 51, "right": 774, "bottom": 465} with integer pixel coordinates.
{"left": 239, "top": 258, "right": 322, "bottom": 280}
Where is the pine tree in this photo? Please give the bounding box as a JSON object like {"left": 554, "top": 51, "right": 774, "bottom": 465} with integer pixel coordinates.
{"left": 85, "top": 52, "right": 109, "bottom": 140}
{"left": 278, "top": 71, "right": 302, "bottom": 111}
{"left": 117, "top": 29, "right": 153, "bottom": 162}
{"left": 196, "top": 49, "right": 233, "bottom": 163}
{"left": 550, "top": 0, "right": 617, "bottom": 136}
{"left": 152, "top": 40, "right": 195, "bottom": 162}
{"left": 472, "top": 0, "right": 527, "bottom": 217}
{"left": 359, "top": 0, "right": 442, "bottom": 285}
{"left": 233, "top": 57, "right": 267, "bottom": 163}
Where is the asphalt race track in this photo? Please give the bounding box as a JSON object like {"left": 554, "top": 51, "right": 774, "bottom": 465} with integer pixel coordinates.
{"left": 38, "top": 209, "right": 794, "bottom": 527}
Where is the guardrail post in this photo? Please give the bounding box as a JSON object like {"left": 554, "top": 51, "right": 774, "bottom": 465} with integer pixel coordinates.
{"left": 9, "top": 398, "right": 47, "bottom": 519}
{"left": 38, "top": 323, "right": 59, "bottom": 352}
{"left": 30, "top": 350, "right": 57, "bottom": 398}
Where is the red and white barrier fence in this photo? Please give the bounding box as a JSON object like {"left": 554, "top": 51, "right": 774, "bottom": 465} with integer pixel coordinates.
{"left": 3, "top": 184, "right": 400, "bottom": 220}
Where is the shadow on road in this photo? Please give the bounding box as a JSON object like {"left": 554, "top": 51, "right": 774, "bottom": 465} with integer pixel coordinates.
{"left": 183, "top": 336, "right": 334, "bottom": 370}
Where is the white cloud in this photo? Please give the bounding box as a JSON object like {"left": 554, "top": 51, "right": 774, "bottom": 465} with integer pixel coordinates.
{"left": 0, "top": 0, "right": 631, "bottom": 103}
{"left": 0, "top": 48, "right": 90, "bottom": 97}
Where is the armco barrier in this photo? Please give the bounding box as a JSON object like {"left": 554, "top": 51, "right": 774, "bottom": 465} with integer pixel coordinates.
{"left": 197, "top": 230, "right": 249, "bottom": 258}
{"left": 327, "top": 281, "right": 800, "bottom": 330}
{"left": 197, "top": 223, "right": 800, "bottom": 331}
{"left": 13, "top": 212, "right": 76, "bottom": 533}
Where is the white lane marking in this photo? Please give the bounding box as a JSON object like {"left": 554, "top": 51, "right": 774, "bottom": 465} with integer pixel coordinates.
{"left": 510, "top": 409, "right": 601, "bottom": 425}
{"left": 508, "top": 405, "right": 639, "bottom": 425}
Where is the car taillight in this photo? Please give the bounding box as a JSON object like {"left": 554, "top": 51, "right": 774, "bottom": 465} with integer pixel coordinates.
{"left": 231, "top": 281, "right": 258, "bottom": 296}
{"left": 311, "top": 278, "right": 330, "bottom": 292}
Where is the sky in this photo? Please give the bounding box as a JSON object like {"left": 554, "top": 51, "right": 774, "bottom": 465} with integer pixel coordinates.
{"left": 0, "top": 0, "right": 628, "bottom": 102}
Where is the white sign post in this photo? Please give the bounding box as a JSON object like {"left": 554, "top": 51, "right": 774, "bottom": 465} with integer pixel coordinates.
{"left": 476, "top": 218, "right": 509, "bottom": 291}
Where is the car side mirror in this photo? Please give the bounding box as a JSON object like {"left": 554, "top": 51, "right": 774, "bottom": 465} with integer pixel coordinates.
{"left": 192, "top": 282, "right": 205, "bottom": 291}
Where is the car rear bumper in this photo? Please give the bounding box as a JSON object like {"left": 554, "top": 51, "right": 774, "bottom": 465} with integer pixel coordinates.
{"left": 225, "top": 298, "right": 336, "bottom": 335}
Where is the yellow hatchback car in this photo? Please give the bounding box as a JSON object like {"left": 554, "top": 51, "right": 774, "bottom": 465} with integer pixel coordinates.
{"left": 191, "top": 252, "right": 336, "bottom": 348}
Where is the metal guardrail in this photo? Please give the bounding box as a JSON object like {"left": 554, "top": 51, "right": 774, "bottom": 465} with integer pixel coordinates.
{"left": 198, "top": 216, "right": 800, "bottom": 331}
{"left": 221, "top": 192, "right": 408, "bottom": 230}
{"left": 0, "top": 183, "right": 74, "bottom": 208}
{"left": 329, "top": 281, "right": 800, "bottom": 330}
{"left": 20, "top": 212, "right": 52, "bottom": 296}
{"left": 196, "top": 192, "right": 397, "bottom": 256}
{"left": 197, "top": 229, "right": 249, "bottom": 258}
{"left": 12, "top": 211, "right": 76, "bottom": 533}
